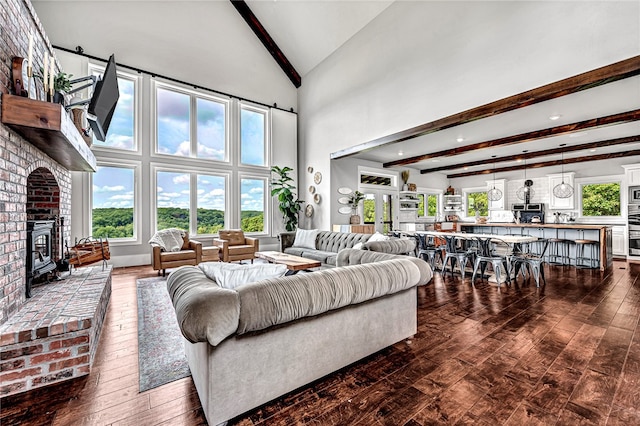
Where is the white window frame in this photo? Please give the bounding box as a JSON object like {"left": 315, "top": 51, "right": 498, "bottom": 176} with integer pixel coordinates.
{"left": 87, "top": 62, "right": 141, "bottom": 155}
{"left": 239, "top": 102, "right": 271, "bottom": 169}
{"left": 152, "top": 79, "right": 231, "bottom": 164}
{"left": 462, "top": 186, "right": 487, "bottom": 220}
{"left": 576, "top": 175, "right": 624, "bottom": 223}
{"left": 151, "top": 163, "right": 232, "bottom": 237}
{"left": 238, "top": 173, "right": 270, "bottom": 236}
{"left": 416, "top": 187, "right": 443, "bottom": 219}
{"left": 89, "top": 159, "right": 142, "bottom": 245}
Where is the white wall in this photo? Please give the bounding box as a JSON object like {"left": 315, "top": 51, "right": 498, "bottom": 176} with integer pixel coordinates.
{"left": 298, "top": 1, "right": 640, "bottom": 231}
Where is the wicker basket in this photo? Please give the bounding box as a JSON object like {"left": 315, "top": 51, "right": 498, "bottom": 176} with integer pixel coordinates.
{"left": 68, "top": 237, "right": 110, "bottom": 266}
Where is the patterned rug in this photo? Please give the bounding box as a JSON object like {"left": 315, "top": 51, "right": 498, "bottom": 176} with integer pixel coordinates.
{"left": 137, "top": 277, "right": 191, "bottom": 392}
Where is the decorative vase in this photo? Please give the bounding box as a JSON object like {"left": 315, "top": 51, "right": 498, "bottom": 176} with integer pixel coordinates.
{"left": 350, "top": 214, "right": 361, "bottom": 225}
{"left": 402, "top": 184, "right": 408, "bottom": 191}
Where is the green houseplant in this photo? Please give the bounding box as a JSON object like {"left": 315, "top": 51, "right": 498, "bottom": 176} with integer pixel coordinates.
{"left": 270, "top": 166, "right": 303, "bottom": 231}
{"left": 348, "top": 190, "right": 365, "bottom": 224}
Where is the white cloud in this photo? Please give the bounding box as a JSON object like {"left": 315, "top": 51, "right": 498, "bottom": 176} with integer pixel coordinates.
{"left": 93, "top": 184, "right": 126, "bottom": 193}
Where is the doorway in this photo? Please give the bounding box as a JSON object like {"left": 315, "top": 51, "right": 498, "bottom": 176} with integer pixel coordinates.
{"left": 362, "top": 190, "right": 397, "bottom": 234}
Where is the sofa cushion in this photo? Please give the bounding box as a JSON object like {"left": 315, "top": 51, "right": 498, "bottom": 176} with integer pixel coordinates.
{"left": 199, "top": 262, "right": 288, "bottom": 289}
{"left": 293, "top": 228, "right": 318, "bottom": 249}
{"left": 228, "top": 245, "right": 256, "bottom": 256}
{"left": 283, "top": 247, "right": 305, "bottom": 257}
{"left": 336, "top": 248, "right": 433, "bottom": 285}
{"left": 166, "top": 266, "right": 240, "bottom": 346}
{"left": 161, "top": 249, "right": 197, "bottom": 261}
{"left": 364, "top": 238, "right": 416, "bottom": 254}
{"left": 325, "top": 254, "right": 338, "bottom": 266}
{"left": 297, "top": 249, "right": 335, "bottom": 264}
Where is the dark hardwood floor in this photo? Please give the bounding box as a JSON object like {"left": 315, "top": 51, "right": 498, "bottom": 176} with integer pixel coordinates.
{"left": 2, "top": 261, "right": 640, "bottom": 425}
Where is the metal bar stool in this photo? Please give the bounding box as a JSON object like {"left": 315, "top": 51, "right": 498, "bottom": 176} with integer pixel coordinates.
{"left": 575, "top": 238, "right": 599, "bottom": 269}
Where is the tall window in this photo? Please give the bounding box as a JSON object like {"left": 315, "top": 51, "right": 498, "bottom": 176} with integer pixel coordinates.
{"left": 240, "top": 178, "right": 265, "bottom": 232}
{"left": 240, "top": 106, "right": 267, "bottom": 166}
{"left": 92, "top": 165, "right": 135, "bottom": 238}
{"left": 156, "top": 84, "right": 228, "bottom": 160}
{"left": 156, "top": 171, "right": 190, "bottom": 230}
{"left": 417, "top": 193, "right": 439, "bottom": 217}
{"left": 89, "top": 68, "right": 137, "bottom": 151}
{"left": 197, "top": 174, "right": 226, "bottom": 234}
{"left": 581, "top": 182, "right": 621, "bottom": 217}
{"left": 467, "top": 191, "right": 488, "bottom": 217}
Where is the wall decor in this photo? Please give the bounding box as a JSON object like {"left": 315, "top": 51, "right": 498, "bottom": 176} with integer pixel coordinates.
{"left": 338, "top": 206, "right": 352, "bottom": 215}
{"left": 314, "top": 194, "right": 321, "bottom": 204}
{"left": 338, "top": 196, "right": 350, "bottom": 205}
{"left": 309, "top": 185, "right": 316, "bottom": 194}
{"left": 337, "top": 187, "right": 352, "bottom": 195}
{"left": 314, "top": 172, "right": 322, "bottom": 184}
{"left": 307, "top": 166, "right": 313, "bottom": 173}
{"left": 305, "top": 204, "right": 314, "bottom": 217}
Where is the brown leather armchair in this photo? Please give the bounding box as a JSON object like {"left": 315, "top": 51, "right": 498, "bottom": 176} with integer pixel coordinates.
{"left": 213, "top": 229, "right": 259, "bottom": 263}
{"left": 151, "top": 232, "right": 202, "bottom": 276}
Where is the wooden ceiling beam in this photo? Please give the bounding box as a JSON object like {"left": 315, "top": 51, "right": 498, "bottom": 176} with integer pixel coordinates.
{"left": 331, "top": 55, "right": 640, "bottom": 160}
{"left": 446, "top": 149, "right": 640, "bottom": 179}
{"left": 420, "top": 135, "right": 640, "bottom": 174}
{"left": 384, "top": 109, "right": 640, "bottom": 168}
{"left": 230, "top": 0, "right": 302, "bottom": 88}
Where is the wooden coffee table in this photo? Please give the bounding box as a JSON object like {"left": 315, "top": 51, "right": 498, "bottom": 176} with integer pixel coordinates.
{"left": 254, "top": 251, "right": 321, "bottom": 275}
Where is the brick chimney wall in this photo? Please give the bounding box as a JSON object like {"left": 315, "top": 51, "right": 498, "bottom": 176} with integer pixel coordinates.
{"left": 0, "top": 0, "right": 72, "bottom": 324}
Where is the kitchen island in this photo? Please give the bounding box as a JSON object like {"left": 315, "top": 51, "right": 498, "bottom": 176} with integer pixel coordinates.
{"left": 460, "top": 223, "right": 613, "bottom": 271}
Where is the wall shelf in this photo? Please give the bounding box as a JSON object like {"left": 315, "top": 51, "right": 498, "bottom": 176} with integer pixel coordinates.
{"left": 1, "top": 94, "right": 96, "bottom": 172}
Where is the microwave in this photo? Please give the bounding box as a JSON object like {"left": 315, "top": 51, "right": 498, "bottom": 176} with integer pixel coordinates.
{"left": 630, "top": 186, "right": 640, "bottom": 204}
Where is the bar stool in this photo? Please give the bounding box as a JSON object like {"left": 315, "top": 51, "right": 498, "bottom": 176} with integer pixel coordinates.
{"left": 575, "top": 239, "right": 599, "bottom": 269}
{"left": 547, "top": 238, "right": 572, "bottom": 265}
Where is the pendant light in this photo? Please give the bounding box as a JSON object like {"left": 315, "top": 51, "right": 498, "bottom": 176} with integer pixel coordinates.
{"left": 487, "top": 155, "right": 503, "bottom": 201}
{"left": 553, "top": 143, "right": 574, "bottom": 198}
{"left": 516, "top": 151, "right": 535, "bottom": 201}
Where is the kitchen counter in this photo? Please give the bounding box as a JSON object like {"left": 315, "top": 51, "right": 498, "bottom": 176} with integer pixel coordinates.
{"left": 461, "top": 223, "right": 613, "bottom": 271}
{"left": 460, "top": 223, "right": 612, "bottom": 230}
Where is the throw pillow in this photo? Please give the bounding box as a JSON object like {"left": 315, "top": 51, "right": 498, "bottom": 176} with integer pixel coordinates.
{"left": 181, "top": 232, "right": 191, "bottom": 250}
{"left": 352, "top": 242, "right": 364, "bottom": 250}
{"left": 199, "top": 263, "right": 288, "bottom": 290}
{"left": 293, "top": 228, "right": 318, "bottom": 249}
{"left": 368, "top": 232, "right": 390, "bottom": 242}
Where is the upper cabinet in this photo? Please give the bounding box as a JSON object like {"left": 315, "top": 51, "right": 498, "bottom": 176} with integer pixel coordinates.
{"left": 548, "top": 172, "right": 575, "bottom": 210}
{"left": 623, "top": 164, "right": 640, "bottom": 186}
{"left": 486, "top": 179, "right": 506, "bottom": 210}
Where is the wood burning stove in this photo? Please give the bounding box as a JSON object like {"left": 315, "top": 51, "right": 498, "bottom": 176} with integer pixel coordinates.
{"left": 26, "top": 220, "right": 57, "bottom": 298}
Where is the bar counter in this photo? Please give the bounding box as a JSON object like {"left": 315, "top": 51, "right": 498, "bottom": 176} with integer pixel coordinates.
{"left": 460, "top": 223, "right": 613, "bottom": 271}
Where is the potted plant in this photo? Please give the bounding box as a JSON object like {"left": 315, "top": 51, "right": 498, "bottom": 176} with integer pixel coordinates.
{"left": 348, "top": 190, "right": 365, "bottom": 224}
{"left": 270, "top": 166, "right": 303, "bottom": 231}
{"left": 38, "top": 69, "right": 73, "bottom": 105}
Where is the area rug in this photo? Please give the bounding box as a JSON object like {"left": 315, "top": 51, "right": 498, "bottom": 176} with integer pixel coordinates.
{"left": 137, "top": 277, "right": 191, "bottom": 392}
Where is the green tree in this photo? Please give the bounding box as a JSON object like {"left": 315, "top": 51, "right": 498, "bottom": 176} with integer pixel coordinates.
{"left": 582, "top": 183, "right": 620, "bottom": 216}
{"left": 467, "top": 192, "right": 488, "bottom": 217}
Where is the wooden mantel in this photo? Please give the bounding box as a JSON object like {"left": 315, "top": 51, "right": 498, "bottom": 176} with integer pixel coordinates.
{"left": 1, "top": 94, "right": 96, "bottom": 172}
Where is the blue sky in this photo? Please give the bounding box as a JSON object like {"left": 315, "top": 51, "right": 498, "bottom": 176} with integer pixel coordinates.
{"left": 93, "top": 166, "right": 134, "bottom": 208}
{"left": 94, "top": 82, "right": 267, "bottom": 214}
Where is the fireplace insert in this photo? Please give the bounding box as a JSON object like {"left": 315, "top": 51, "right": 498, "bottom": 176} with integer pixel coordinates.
{"left": 26, "top": 220, "right": 58, "bottom": 298}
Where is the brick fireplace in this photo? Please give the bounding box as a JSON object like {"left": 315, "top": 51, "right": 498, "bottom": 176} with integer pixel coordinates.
{"left": 0, "top": 0, "right": 111, "bottom": 397}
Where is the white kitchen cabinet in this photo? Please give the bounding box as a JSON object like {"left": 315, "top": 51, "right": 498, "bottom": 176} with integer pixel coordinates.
{"left": 612, "top": 225, "right": 626, "bottom": 256}
{"left": 548, "top": 173, "right": 575, "bottom": 210}
{"left": 485, "top": 179, "right": 505, "bottom": 210}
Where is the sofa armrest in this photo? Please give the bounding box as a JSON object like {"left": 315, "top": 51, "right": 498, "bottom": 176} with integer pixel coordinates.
{"left": 245, "top": 236, "right": 259, "bottom": 250}
{"left": 279, "top": 231, "right": 297, "bottom": 252}
{"left": 188, "top": 240, "right": 203, "bottom": 262}
{"left": 336, "top": 248, "right": 433, "bottom": 285}
{"left": 167, "top": 266, "right": 240, "bottom": 346}
{"left": 364, "top": 238, "right": 416, "bottom": 255}
{"left": 152, "top": 245, "right": 163, "bottom": 269}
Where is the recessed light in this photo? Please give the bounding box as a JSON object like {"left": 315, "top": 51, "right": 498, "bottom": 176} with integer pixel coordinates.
{"left": 464, "top": 166, "right": 469, "bottom": 170}
{"left": 432, "top": 159, "right": 440, "bottom": 163}
{"left": 569, "top": 133, "right": 584, "bottom": 138}
{"left": 398, "top": 151, "right": 403, "bottom": 156}
{"left": 456, "top": 137, "right": 465, "bottom": 143}
{"left": 549, "top": 114, "right": 562, "bottom": 121}
{"left": 590, "top": 149, "right": 597, "bottom": 152}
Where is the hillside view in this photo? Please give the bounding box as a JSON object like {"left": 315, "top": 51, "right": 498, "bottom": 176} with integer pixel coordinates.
{"left": 92, "top": 207, "right": 263, "bottom": 238}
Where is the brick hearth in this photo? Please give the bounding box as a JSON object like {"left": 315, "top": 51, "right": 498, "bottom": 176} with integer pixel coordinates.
{"left": 0, "top": 266, "right": 112, "bottom": 396}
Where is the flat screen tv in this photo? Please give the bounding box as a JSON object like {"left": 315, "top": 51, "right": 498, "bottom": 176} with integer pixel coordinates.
{"left": 87, "top": 54, "right": 119, "bottom": 142}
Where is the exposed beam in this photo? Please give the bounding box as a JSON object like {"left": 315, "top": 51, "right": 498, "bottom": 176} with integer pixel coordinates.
{"left": 383, "top": 109, "right": 640, "bottom": 168}
{"left": 420, "top": 135, "right": 640, "bottom": 174}
{"left": 447, "top": 149, "right": 640, "bottom": 179}
{"left": 230, "top": 0, "right": 302, "bottom": 88}
{"left": 331, "top": 55, "right": 640, "bottom": 160}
